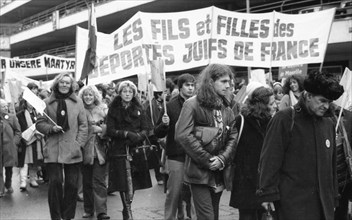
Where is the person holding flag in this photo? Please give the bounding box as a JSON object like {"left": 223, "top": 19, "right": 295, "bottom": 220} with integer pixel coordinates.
{"left": 36, "top": 72, "right": 88, "bottom": 220}
{"left": 154, "top": 73, "right": 196, "bottom": 220}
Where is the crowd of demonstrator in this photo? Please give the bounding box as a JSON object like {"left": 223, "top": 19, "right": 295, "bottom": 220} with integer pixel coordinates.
{"left": 1, "top": 63, "right": 351, "bottom": 220}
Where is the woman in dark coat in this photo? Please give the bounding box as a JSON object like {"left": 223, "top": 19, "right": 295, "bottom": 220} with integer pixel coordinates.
{"left": 106, "top": 80, "right": 151, "bottom": 220}
{"left": 0, "top": 98, "right": 21, "bottom": 197}
{"left": 229, "top": 87, "right": 276, "bottom": 220}
{"left": 16, "top": 99, "right": 45, "bottom": 190}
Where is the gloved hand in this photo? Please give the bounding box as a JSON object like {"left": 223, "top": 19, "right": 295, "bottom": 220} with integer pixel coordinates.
{"left": 115, "top": 130, "right": 128, "bottom": 138}
{"left": 126, "top": 131, "right": 145, "bottom": 144}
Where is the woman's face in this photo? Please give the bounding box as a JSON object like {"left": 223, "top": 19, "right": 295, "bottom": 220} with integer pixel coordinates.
{"left": 83, "top": 90, "right": 94, "bottom": 106}
{"left": 120, "top": 86, "right": 134, "bottom": 103}
{"left": 267, "top": 95, "right": 277, "bottom": 116}
{"left": 274, "top": 86, "right": 284, "bottom": 100}
{"left": 289, "top": 79, "right": 299, "bottom": 92}
{"left": 58, "top": 76, "right": 72, "bottom": 94}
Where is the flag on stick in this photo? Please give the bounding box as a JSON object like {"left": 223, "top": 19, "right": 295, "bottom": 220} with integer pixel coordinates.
{"left": 22, "top": 87, "right": 46, "bottom": 115}
{"left": 150, "top": 58, "right": 166, "bottom": 92}
{"left": 150, "top": 58, "right": 168, "bottom": 115}
{"left": 138, "top": 72, "right": 148, "bottom": 95}
{"left": 80, "top": 3, "right": 97, "bottom": 81}
{"left": 334, "top": 67, "right": 352, "bottom": 111}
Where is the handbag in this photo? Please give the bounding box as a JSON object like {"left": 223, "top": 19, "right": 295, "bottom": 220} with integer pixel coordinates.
{"left": 261, "top": 204, "right": 275, "bottom": 220}
{"left": 130, "top": 135, "right": 158, "bottom": 162}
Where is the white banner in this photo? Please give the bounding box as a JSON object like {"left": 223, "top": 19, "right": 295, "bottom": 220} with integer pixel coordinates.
{"left": 0, "top": 54, "right": 75, "bottom": 77}
{"left": 76, "top": 6, "right": 335, "bottom": 84}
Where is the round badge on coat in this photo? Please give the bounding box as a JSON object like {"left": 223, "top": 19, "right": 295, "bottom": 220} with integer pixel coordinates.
{"left": 61, "top": 110, "right": 66, "bottom": 116}
{"left": 325, "top": 139, "right": 330, "bottom": 148}
{"left": 4, "top": 115, "right": 9, "bottom": 119}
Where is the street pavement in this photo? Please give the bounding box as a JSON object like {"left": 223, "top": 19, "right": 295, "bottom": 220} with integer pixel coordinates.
{"left": 1, "top": 168, "right": 239, "bottom": 220}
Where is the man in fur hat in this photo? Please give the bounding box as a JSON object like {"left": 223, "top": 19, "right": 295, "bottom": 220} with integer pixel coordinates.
{"left": 257, "top": 71, "right": 344, "bottom": 220}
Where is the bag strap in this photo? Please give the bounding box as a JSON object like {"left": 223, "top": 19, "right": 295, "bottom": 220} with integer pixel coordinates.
{"left": 335, "top": 114, "right": 352, "bottom": 178}
{"left": 290, "top": 106, "right": 295, "bottom": 132}
{"left": 237, "top": 114, "right": 244, "bottom": 142}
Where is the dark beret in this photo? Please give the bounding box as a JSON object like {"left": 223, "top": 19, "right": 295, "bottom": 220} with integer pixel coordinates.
{"left": 304, "top": 71, "right": 344, "bottom": 100}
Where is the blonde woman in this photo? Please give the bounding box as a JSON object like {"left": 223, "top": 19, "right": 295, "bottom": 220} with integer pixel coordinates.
{"left": 79, "top": 85, "right": 110, "bottom": 220}
{"left": 36, "top": 72, "right": 88, "bottom": 220}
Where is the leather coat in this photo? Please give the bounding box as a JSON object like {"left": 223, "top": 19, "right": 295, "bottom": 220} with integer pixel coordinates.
{"left": 175, "top": 96, "right": 237, "bottom": 189}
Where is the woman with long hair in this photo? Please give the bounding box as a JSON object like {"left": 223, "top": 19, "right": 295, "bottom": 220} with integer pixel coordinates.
{"left": 36, "top": 72, "right": 88, "bottom": 220}
{"left": 279, "top": 74, "right": 305, "bottom": 110}
{"left": 79, "top": 85, "right": 110, "bottom": 220}
{"left": 229, "top": 86, "right": 276, "bottom": 220}
{"left": 106, "top": 80, "right": 152, "bottom": 220}
{"left": 175, "top": 64, "right": 237, "bottom": 220}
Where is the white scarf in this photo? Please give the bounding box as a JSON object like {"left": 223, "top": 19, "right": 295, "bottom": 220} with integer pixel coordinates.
{"left": 289, "top": 90, "right": 298, "bottom": 106}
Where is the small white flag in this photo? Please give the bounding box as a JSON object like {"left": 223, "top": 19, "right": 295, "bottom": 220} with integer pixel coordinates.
{"left": 22, "top": 87, "right": 46, "bottom": 115}
{"left": 334, "top": 67, "right": 352, "bottom": 111}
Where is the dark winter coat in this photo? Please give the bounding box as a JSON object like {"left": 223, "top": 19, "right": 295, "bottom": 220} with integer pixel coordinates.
{"left": 16, "top": 109, "right": 43, "bottom": 167}
{"left": 175, "top": 96, "right": 237, "bottom": 190}
{"left": 0, "top": 113, "right": 21, "bottom": 167}
{"left": 106, "top": 96, "right": 151, "bottom": 192}
{"left": 154, "top": 95, "right": 186, "bottom": 162}
{"left": 229, "top": 115, "right": 270, "bottom": 209}
{"left": 257, "top": 98, "right": 339, "bottom": 220}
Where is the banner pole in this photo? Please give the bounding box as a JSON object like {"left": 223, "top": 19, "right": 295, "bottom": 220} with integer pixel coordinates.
{"left": 319, "top": 8, "right": 336, "bottom": 72}
{"left": 43, "top": 112, "right": 64, "bottom": 133}
{"left": 246, "top": 0, "right": 251, "bottom": 81}
{"left": 163, "top": 93, "right": 167, "bottom": 116}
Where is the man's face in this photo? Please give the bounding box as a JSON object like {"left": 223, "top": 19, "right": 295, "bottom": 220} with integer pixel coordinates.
{"left": 213, "top": 75, "right": 231, "bottom": 97}
{"left": 306, "top": 93, "right": 331, "bottom": 117}
{"left": 180, "top": 81, "right": 195, "bottom": 99}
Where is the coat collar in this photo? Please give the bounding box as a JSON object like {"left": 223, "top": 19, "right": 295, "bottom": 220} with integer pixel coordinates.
{"left": 48, "top": 92, "right": 78, "bottom": 104}
{"left": 294, "top": 95, "right": 334, "bottom": 118}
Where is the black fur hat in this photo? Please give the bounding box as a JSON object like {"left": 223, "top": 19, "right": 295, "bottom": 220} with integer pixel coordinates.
{"left": 304, "top": 71, "right": 344, "bottom": 100}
